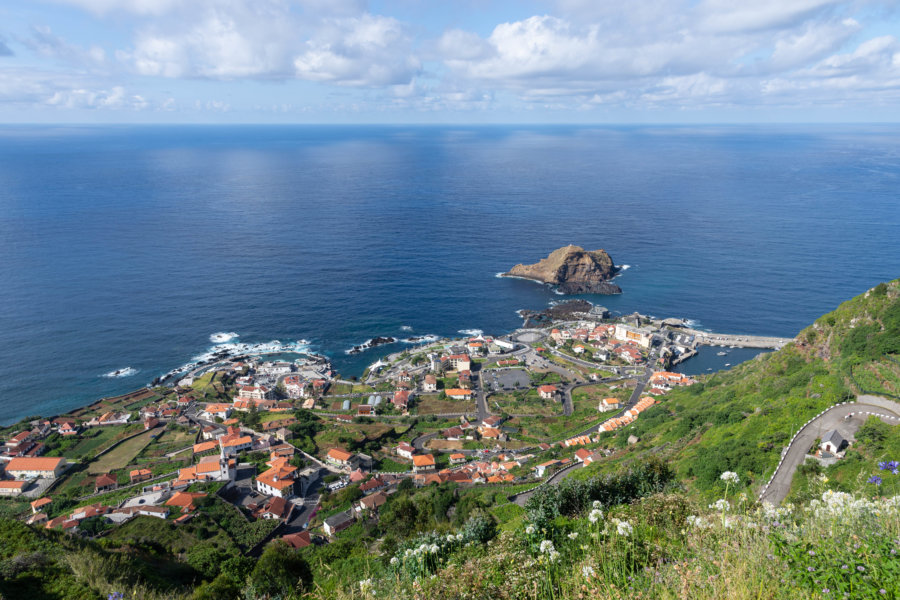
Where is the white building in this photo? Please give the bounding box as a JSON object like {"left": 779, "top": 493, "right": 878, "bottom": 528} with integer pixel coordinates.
{"left": 614, "top": 324, "right": 653, "bottom": 348}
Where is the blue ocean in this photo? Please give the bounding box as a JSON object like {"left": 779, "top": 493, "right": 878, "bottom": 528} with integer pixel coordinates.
{"left": 1, "top": 124, "right": 899, "bottom": 425}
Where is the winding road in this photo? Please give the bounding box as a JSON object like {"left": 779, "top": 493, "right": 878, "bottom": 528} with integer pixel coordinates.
{"left": 759, "top": 395, "right": 900, "bottom": 505}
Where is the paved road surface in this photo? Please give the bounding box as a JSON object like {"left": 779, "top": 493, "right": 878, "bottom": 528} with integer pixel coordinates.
{"left": 759, "top": 396, "right": 900, "bottom": 505}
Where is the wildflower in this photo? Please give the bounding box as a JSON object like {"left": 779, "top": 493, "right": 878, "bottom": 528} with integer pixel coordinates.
{"left": 841, "top": 565, "right": 848, "bottom": 570}
{"left": 108, "top": 595, "right": 124, "bottom": 600}
{"left": 390, "top": 557, "right": 399, "bottom": 566}
{"left": 548, "top": 550, "right": 561, "bottom": 562}
{"left": 878, "top": 460, "right": 899, "bottom": 473}
{"left": 582, "top": 565, "right": 595, "bottom": 578}
{"left": 709, "top": 499, "right": 730, "bottom": 512}
{"left": 823, "top": 589, "right": 830, "bottom": 594}
{"left": 592, "top": 500, "right": 602, "bottom": 509}
{"left": 588, "top": 508, "right": 603, "bottom": 523}
{"left": 359, "top": 579, "right": 374, "bottom": 594}
{"left": 525, "top": 525, "right": 536, "bottom": 535}
{"left": 880, "top": 590, "right": 887, "bottom": 595}
{"left": 430, "top": 544, "right": 440, "bottom": 554}
{"left": 808, "top": 550, "right": 816, "bottom": 556}
{"left": 807, "top": 567, "right": 815, "bottom": 572}
{"left": 857, "top": 566, "right": 865, "bottom": 572}
{"left": 720, "top": 471, "right": 740, "bottom": 484}
{"left": 540, "top": 540, "right": 556, "bottom": 554}
{"left": 869, "top": 475, "right": 883, "bottom": 486}
{"left": 615, "top": 520, "right": 633, "bottom": 537}
{"left": 568, "top": 532, "right": 579, "bottom": 540}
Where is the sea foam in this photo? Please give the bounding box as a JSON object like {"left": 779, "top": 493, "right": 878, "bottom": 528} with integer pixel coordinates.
{"left": 210, "top": 332, "right": 239, "bottom": 344}
{"left": 103, "top": 367, "right": 138, "bottom": 378}
{"left": 458, "top": 329, "right": 483, "bottom": 337}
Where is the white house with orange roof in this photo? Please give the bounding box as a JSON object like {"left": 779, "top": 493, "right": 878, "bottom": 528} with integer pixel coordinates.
{"left": 538, "top": 385, "right": 558, "bottom": 399}
{"left": 326, "top": 448, "right": 354, "bottom": 467}
{"left": 218, "top": 427, "right": 252, "bottom": 456}
{"left": 412, "top": 454, "right": 436, "bottom": 472}
{"left": 5, "top": 456, "right": 67, "bottom": 479}
{"left": 598, "top": 397, "right": 621, "bottom": 412}
{"left": 201, "top": 403, "right": 232, "bottom": 421}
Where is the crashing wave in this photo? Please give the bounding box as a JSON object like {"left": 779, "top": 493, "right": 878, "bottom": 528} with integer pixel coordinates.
{"left": 458, "top": 329, "right": 483, "bottom": 337}
{"left": 345, "top": 337, "right": 398, "bottom": 355}
{"left": 103, "top": 367, "right": 138, "bottom": 378}
{"left": 210, "top": 332, "right": 239, "bottom": 344}
{"left": 402, "top": 335, "right": 440, "bottom": 344}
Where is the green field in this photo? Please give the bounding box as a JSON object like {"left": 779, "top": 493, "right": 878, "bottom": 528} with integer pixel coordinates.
{"left": 87, "top": 428, "right": 159, "bottom": 474}
{"left": 489, "top": 390, "right": 560, "bottom": 416}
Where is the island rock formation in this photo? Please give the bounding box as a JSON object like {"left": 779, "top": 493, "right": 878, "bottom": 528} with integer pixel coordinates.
{"left": 503, "top": 245, "right": 622, "bottom": 294}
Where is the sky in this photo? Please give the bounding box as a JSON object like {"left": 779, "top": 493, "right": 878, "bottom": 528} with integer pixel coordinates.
{"left": 1, "top": 0, "right": 899, "bottom": 123}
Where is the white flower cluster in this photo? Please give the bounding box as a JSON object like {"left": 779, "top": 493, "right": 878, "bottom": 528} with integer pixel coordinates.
{"left": 567, "top": 532, "right": 579, "bottom": 540}
{"left": 359, "top": 579, "right": 374, "bottom": 594}
{"left": 588, "top": 508, "right": 604, "bottom": 524}
{"left": 720, "top": 471, "right": 740, "bottom": 484}
{"left": 592, "top": 500, "right": 603, "bottom": 509}
{"left": 686, "top": 515, "right": 709, "bottom": 529}
{"left": 611, "top": 518, "right": 633, "bottom": 537}
{"left": 525, "top": 525, "right": 536, "bottom": 535}
{"left": 760, "top": 503, "right": 793, "bottom": 521}
{"left": 709, "top": 498, "right": 730, "bottom": 512}
{"left": 539, "top": 540, "right": 555, "bottom": 554}
{"left": 581, "top": 565, "right": 595, "bottom": 578}
{"left": 810, "top": 490, "right": 900, "bottom": 519}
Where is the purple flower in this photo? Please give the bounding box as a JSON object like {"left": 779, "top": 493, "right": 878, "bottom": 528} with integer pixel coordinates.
{"left": 868, "top": 475, "right": 883, "bottom": 486}
{"left": 108, "top": 594, "right": 124, "bottom": 600}
{"left": 807, "top": 567, "right": 815, "bottom": 572}
{"left": 823, "top": 589, "right": 830, "bottom": 595}
{"left": 878, "top": 460, "right": 899, "bottom": 472}
{"left": 808, "top": 550, "right": 816, "bottom": 556}
{"left": 857, "top": 566, "right": 865, "bottom": 572}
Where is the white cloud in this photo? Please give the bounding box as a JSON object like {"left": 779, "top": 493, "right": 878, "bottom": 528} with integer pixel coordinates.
{"left": 698, "top": 0, "right": 844, "bottom": 33}
{"left": 13, "top": 0, "right": 900, "bottom": 116}
{"left": 767, "top": 18, "right": 861, "bottom": 71}
{"left": 22, "top": 25, "right": 108, "bottom": 69}
{"left": 0, "top": 66, "right": 156, "bottom": 111}
{"left": 294, "top": 14, "right": 421, "bottom": 86}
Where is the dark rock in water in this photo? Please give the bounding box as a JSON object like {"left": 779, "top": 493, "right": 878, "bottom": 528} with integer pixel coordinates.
{"left": 502, "top": 245, "right": 622, "bottom": 295}
{"left": 348, "top": 336, "right": 397, "bottom": 354}
{"left": 519, "top": 300, "right": 594, "bottom": 326}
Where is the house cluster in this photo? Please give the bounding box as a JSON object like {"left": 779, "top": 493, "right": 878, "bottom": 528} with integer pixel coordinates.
{"left": 85, "top": 411, "right": 132, "bottom": 427}
{"left": 549, "top": 323, "right": 652, "bottom": 365}
{"left": 597, "top": 396, "right": 658, "bottom": 433}
{"left": 28, "top": 486, "right": 213, "bottom": 532}
{"left": 1, "top": 421, "right": 57, "bottom": 462}
{"left": 646, "top": 371, "right": 696, "bottom": 396}
{"left": 436, "top": 416, "right": 508, "bottom": 444}
{"left": 138, "top": 399, "right": 192, "bottom": 426}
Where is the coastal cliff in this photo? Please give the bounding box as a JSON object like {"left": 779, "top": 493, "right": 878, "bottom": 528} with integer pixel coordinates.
{"left": 503, "top": 245, "right": 622, "bottom": 294}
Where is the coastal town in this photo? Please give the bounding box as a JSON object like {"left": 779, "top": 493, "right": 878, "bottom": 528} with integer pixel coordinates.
{"left": 0, "top": 305, "right": 791, "bottom": 556}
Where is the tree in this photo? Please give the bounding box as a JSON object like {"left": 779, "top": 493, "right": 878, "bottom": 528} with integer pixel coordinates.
{"left": 246, "top": 541, "right": 312, "bottom": 599}
{"left": 380, "top": 495, "right": 419, "bottom": 538}
{"left": 244, "top": 403, "right": 261, "bottom": 429}
{"left": 191, "top": 574, "right": 240, "bottom": 600}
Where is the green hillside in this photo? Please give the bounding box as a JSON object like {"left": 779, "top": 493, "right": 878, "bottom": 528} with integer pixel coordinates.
{"left": 597, "top": 278, "right": 900, "bottom": 498}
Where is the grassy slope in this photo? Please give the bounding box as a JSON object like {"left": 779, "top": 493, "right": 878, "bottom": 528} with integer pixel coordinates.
{"left": 593, "top": 279, "right": 900, "bottom": 498}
